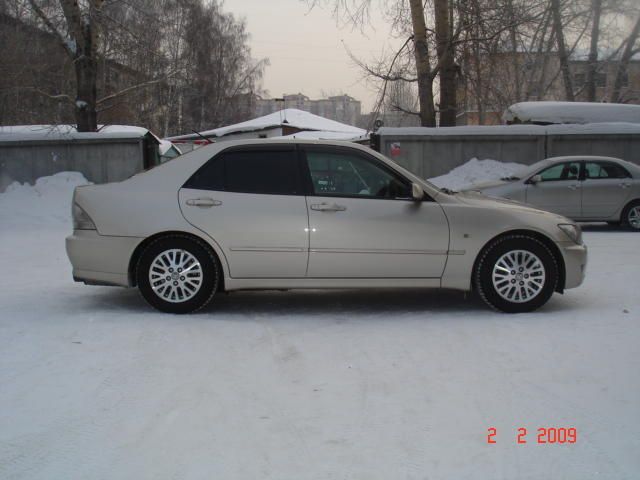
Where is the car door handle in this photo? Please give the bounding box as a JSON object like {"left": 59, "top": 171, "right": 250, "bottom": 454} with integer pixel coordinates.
{"left": 310, "top": 203, "right": 346, "bottom": 212}
{"left": 619, "top": 183, "right": 631, "bottom": 189}
{"left": 568, "top": 184, "right": 581, "bottom": 190}
{"left": 186, "top": 198, "right": 222, "bottom": 207}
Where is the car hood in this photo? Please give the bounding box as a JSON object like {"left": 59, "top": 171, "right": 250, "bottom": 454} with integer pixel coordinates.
{"left": 452, "top": 190, "right": 568, "bottom": 220}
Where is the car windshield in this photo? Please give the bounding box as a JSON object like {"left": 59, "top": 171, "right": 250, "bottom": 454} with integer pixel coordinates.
{"left": 513, "top": 159, "right": 552, "bottom": 179}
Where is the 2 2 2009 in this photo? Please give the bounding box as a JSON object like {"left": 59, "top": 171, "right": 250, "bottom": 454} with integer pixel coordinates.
{"left": 487, "top": 427, "right": 577, "bottom": 444}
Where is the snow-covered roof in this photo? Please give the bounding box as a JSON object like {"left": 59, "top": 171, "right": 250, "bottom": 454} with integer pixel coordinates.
{"left": 158, "top": 139, "right": 181, "bottom": 156}
{"left": 0, "top": 124, "right": 154, "bottom": 142}
{"left": 279, "top": 130, "right": 368, "bottom": 141}
{"left": 377, "top": 125, "right": 546, "bottom": 136}
{"left": 378, "top": 122, "right": 640, "bottom": 137}
{"left": 168, "top": 109, "right": 364, "bottom": 141}
{"left": 504, "top": 102, "right": 640, "bottom": 125}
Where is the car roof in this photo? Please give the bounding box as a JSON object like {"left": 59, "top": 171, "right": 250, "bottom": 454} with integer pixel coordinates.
{"left": 544, "top": 155, "right": 624, "bottom": 163}
{"left": 538, "top": 155, "right": 640, "bottom": 175}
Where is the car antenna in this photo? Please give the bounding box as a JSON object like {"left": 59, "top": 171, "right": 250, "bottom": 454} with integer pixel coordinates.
{"left": 191, "top": 129, "right": 214, "bottom": 144}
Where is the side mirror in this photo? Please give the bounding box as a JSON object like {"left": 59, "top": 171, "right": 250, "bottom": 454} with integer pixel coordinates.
{"left": 411, "top": 183, "right": 424, "bottom": 201}
{"left": 529, "top": 174, "right": 542, "bottom": 184}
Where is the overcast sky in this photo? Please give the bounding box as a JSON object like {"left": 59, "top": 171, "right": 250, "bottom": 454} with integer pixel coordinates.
{"left": 224, "top": 0, "right": 404, "bottom": 113}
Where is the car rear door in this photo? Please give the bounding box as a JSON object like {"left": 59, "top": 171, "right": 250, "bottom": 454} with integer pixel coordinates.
{"left": 581, "top": 160, "right": 634, "bottom": 218}
{"left": 179, "top": 145, "right": 309, "bottom": 278}
{"left": 300, "top": 145, "right": 449, "bottom": 278}
{"left": 525, "top": 161, "right": 582, "bottom": 218}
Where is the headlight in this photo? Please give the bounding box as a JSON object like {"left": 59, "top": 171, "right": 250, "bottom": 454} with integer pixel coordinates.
{"left": 558, "top": 223, "right": 582, "bottom": 244}
{"left": 72, "top": 202, "right": 96, "bottom": 230}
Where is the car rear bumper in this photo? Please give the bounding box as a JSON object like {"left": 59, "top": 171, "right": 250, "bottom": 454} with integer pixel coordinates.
{"left": 65, "top": 230, "right": 142, "bottom": 287}
{"left": 558, "top": 241, "right": 587, "bottom": 290}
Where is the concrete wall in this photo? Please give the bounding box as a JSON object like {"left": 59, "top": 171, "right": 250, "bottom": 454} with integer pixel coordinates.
{"left": 0, "top": 139, "right": 145, "bottom": 191}
{"left": 375, "top": 129, "right": 640, "bottom": 179}
{"left": 546, "top": 133, "right": 640, "bottom": 163}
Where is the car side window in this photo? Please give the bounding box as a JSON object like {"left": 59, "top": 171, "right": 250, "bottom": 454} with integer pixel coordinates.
{"left": 538, "top": 162, "right": 581, "bottom": 182}
{"left": 224, "top": 150, "right": 300, "bottom": 195}
{"left": 584, "top": 161, "right": 631, "bottom": 180}
{"left": 183, "top": 155, "right": 225, "bottom": 191}
{"left": 183, "top": 148, "right": 300, "bottom": 195}
{"left": 304, "top": 150, "right": 412, "bottom": 199}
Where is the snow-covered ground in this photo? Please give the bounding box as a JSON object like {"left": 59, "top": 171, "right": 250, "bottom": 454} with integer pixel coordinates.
{"left": 1, "top": 171, "right": 639, "bottom": 479}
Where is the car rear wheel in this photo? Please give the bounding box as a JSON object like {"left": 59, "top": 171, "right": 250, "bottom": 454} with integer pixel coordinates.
{"left": 622, "top": 200, "right": 640, "bottom": 231}
{"left": 475, "top": 235, "right": 558, "bottom": 313}
{"left": 136, "top": 235, "right": 219, "bottom": 313}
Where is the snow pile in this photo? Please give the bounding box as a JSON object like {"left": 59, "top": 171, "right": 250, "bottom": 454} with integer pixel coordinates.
{"left": 0, "top": 172, "right": 89, "bottom": 229}
{"left": 429, "top": 158, "right": 526, "bottom": 190}
{"left": 504, "top": 101, "right": 640, "bottom": 125}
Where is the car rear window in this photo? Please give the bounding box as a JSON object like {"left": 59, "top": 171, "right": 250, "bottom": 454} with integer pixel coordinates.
{"left": 183, "top": 148, "right": 300, "bottom": 195}
{"left": 585, "top": 161, "right": 631, "bottom": 179}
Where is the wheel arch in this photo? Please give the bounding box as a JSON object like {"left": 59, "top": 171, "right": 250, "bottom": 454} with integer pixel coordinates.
{"left": 621, "top": 198, "right": 640, "bottom": 226}
{"left": 128, "top": 230, "right": 226, "bottom": 291}
{"left": 472, "top": 229, "right": 566, "bottom": 293}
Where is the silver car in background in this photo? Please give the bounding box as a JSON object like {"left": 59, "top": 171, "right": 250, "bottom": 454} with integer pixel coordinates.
{"left": 66, "top": 140, "right": 587, "bottom": 314}
{"left": 470, "top": 156, "right": 640, "bottom": 230}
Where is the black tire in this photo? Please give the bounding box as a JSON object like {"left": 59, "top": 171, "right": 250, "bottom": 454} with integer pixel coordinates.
{"left": 136, "top": 234, "right": 219, "bottom": 314}
{"left": 621, "top": 200, "right": 640, "bottom": 231}
{"left": 474, "top": 235, "right": 559, "bottom": 313}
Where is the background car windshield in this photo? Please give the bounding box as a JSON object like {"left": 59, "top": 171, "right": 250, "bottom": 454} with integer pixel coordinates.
{"left": 517, "top": 159, "right": 550, "bottom": 178}
{"left": 306, "top": 151, "right": 411, "bottom": 198}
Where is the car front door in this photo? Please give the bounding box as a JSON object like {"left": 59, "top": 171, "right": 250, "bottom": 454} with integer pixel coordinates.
{"left": 581, "top": 161, "right": 634, "bottom": 218}
{"left": 179, "top": 146, "right": 309, "bottom": 278}
{"left": 301, "top": 146, "right": 449, "bottom": 278}
{"left": 525, "top": 161, "right": 582, "bottom": 218}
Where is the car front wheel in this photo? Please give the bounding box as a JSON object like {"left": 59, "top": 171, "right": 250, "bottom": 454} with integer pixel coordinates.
{"left": 136, "top": 235, "right": 219, "bottom": 314}
{"left": 475, "top": 235, "right": 559, "bottom": 313}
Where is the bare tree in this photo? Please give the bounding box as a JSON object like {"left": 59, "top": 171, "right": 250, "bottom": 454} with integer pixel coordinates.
{"left": 585, "top": 0, "right": 602, "bottom": 101}
{"left": 434, "top": 0, "right": 457, "bottom": 126}
{"left": 550, "top": 0, "right": 575, "bottom": 100}
{"left": 409, "top": 0, "right": 436, "bottom": 126}
{"left": 1, "top": 0, "right": 267, "bottom": 135}
{"left": 309, "top": 0, "right": 553, "bottom": 126}
{"left": 27, "top": 0, "right": 104, "bottom": 131}
{"left": 610, "top": 14, "right": 640, "bottom": 102}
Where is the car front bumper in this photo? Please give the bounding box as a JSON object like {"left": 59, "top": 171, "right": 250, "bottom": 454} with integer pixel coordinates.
{"left": 66, "top": 230, "right": 142, "bottom": 287}
{"left": 557, "top": 241, "right": 588, "bottom": 290}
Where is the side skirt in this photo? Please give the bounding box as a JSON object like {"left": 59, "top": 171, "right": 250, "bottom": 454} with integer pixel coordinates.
{"left": 224, "top": 277, "right": 442, "bottom": 291}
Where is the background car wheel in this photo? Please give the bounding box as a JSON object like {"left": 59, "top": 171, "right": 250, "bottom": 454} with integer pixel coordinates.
{"left": 475, "top": 235, "right": 558, "bottom": 313}
{"left": 136, "top": 235, "right": 219, "bottom": 313}
{"left": 621, "top": 200, "right": 640, "bottom": 231}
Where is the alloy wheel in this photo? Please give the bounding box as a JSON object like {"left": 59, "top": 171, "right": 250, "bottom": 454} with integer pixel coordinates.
{"left": 491, "top": 249, "right": 546, "bottom": 304}
{"left": 628, "top": 206, "right": 640, "bottom": 230}
{"left": 148, "top": 249, "right": 203, "bottom": 303}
